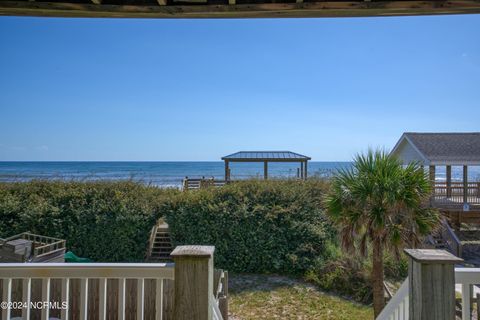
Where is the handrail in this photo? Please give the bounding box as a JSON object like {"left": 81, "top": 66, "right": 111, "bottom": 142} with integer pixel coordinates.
{"left": 376, "top": 278, "right": 409, "bottom": 320}
{"left": 0, "top": 262, "right": 174, "bottom": 278}
{"left": 441, "top": 218, "right": 462, "bottom": 257}
{"left": 212, "top": 294, "right": 224, "bottom": 320}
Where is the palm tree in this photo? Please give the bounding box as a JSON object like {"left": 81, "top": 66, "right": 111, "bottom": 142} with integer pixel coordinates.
{"left": 324, "top": 149, "right": 440, "bottom": 317}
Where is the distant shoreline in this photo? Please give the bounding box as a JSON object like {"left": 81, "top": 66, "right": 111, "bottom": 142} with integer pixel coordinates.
{"left": 0, "top": 161, "right": 478, "bottom": 187}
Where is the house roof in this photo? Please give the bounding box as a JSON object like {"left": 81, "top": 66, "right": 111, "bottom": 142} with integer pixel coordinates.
{"left": 391, "top": 132, "right": 480, "bottom": 165}
{"left": 222, "top": 151, "right": 311, "bottom": 161}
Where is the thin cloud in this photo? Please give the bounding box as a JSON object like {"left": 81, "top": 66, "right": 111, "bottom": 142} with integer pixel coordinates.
{"left": 36, "top": 145, "right": 49, "bottom": 151}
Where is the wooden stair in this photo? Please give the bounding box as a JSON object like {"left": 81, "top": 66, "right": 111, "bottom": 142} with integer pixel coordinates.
{"left": 431, "top": 233, "right": 448, "bottom": 250}
{"left": 146, "top": 223, "right": 173, "bottom": 262}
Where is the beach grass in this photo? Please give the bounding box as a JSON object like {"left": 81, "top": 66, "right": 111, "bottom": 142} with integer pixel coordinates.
{"left": 229, "top": 274, "right": 373, "bottom": 320}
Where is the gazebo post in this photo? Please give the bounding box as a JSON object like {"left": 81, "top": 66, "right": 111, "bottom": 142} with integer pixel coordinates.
{"left": 304, "top": 161, "right": 308, "bottom": 179}
{"left": 225, "top": 160, "right": 230, "bottom": 181}
{"left": 429, "top": 165, "right": 436, "bottom": 184}
{"left": 263, "top": 161, "right": 268, "bottom": 180}
{"left": 300, "top": 162, "right": 304, "bottom": 179}
{"left": 446, "top": 165, "right": 452, "bottom": 198}
{"left": 463, "top": 165, "right": 468, "bottom": 204}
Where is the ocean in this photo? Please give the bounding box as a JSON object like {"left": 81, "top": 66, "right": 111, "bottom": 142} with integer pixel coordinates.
{"left": 0, "top": 162, "right": 478, "bottom": 188}
{"left": 0, "top": 161, "right": 351, "bottom": 188}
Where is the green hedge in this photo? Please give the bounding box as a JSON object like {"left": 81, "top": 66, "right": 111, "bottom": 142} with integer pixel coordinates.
{"left": 164, "top": 179, "right": 337, "bottom": 274}
{"left": 0, "top": 179, "right": 405, "bottom": 303}
{"left": 0, "top": 180, "right": 177, "bottom": 262}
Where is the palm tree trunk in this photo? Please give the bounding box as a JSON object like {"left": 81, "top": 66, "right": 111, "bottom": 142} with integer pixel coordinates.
{"left": 372, "top": 238, "right": 385, "bottom": 318}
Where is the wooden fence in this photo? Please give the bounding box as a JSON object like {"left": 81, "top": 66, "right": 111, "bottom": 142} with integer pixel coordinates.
{"left": 0, "top": 246, "right": 227, "bottom": 320}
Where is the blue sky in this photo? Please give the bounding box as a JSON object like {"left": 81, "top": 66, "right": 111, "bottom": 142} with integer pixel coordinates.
{"left": 0, "top": 15, "right": 479, "bottom": 161}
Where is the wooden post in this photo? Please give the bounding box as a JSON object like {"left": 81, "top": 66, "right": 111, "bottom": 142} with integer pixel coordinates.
{"left": 404, "top": 249, "right": 463, "bottom": 320}
{"left": 429, "top": 165, "right": 436, "bottom": 183}
{"left": 264, "top": 161, "right": 268, "bottom": 180}
{"left": 463, "top": 165, "right": 468, "bottom": 205}
{"left": 171, "top": 245, "right": 214, "bottom": 320}
{"left": 476, "top": 292, "right": 480, "bottom": 320}
{"left": 225, "top": 161, "right": 230, "bottom": 181}
{"left": 304, "top": 161, "right": 308, "bottom": 179}
{"left": 219, "top": 271, "right": 228, "bottom": 319}
{"left": 446, "top": 165, "right": 452, "bottom": 198}
{"left": 300, "top": 162, "right": 304, "bottom": 179}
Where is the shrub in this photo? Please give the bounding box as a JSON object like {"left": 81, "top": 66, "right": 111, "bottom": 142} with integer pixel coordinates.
{"left": 305, "top": 246, "right": 408, "bottom": 304}
{"left": 164, "top": 179, "right": 337, "bottom": 274}
{"left": 0, "top": 180, "right": 178, "bottom": 262}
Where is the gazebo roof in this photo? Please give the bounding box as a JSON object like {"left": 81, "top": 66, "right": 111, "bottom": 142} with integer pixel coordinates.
{"left": 222, "top": 151, "right": 311, "bottom": 161}
{"left": 391, "top": 132, "right": 480, "bottom": 165}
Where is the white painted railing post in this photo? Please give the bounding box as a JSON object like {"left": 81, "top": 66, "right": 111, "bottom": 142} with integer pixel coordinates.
{"left": 404, "top": 249, "right": 463, "bottom": 320}
{"left": 171, "top": 245, "right": 214, "bottom": 320}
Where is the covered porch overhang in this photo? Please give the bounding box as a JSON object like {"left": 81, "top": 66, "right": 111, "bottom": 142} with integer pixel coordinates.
{"left": 1, "top": 0, "right": 480, "bottom": 19}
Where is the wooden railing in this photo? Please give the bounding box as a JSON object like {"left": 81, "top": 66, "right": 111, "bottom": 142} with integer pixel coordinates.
{"left": 0, "top": 232, "right": 66, "bottom": 263}
{"left": 431, "top": 181, "right": 480, "bottom": 209}
{"left": 0, "top": 262, "right": 174, "bottom": 320}
{"left": 377, "top": 249, "right": 478, "bottom": 320}
{"left": 440, "top": 218, "right": 463, "bottom": 257}
{"left": 377, "top": 278, "right": 409, "bottom": 320}
{"left": 213, "top": 269, "right": 228, "bottom": 320}
{"left": 182, "top": 177, "right": 228, "bottom": 191}
{"left": 1, "top": 245, "right": 227, "bottom": 320}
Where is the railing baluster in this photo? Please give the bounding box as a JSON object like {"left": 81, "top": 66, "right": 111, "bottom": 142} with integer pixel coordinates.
{"left": 156, "top": 279, "right": 163, "bottom": 320}
{"left": 137, "top": 278, "right": 145, "bottom": 320}
{"left": 61, "top": 278, "right": 69, "bottom": 320}
{"left": 99, "top": 278, "right": 107, "bottom": 320}
{"left": 41, "top": 277, "right": 50, "bottom": 320}
{"left": 462, "top": 283, "right": 471, "bottom": 320}
{"left": 22, "top": 278, "right": 31, "bottom": 320}
{"left": 404, "top": 296, "right": 408, "bottom": 320}
{"left": 118, "top": 278, "right": 126, "bottom": 320}
{"left": 2, "top": 278, "right": 12, "bottom": 320}
{"left": 80, "top": 278, "right": 89, "bottom": 320}
{"left": 398, "top": 301, "right": 404, "bottom": 320}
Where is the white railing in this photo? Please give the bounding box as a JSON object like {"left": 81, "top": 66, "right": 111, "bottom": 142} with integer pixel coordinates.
{"left": 376, "top": 278, "right": 409, "bottom": 320}
{"left": 377, "top": 268, "right": 480, "bottom": 320}
{"left": 456, "top": 268, "right": 480, "bottom": 320}
{"left": 0, "top": 262, "right": 174, "bottom": 320}
{"left": 212, "top": 294, "right": 224, "bottom": 320}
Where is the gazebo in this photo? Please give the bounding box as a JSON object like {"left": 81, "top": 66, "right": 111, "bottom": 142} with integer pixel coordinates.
{"left": 391, "top": 132, "right": 480, "bottom": 215}
{"left": 221, "top": 151, "right": 311, "bottom": 181}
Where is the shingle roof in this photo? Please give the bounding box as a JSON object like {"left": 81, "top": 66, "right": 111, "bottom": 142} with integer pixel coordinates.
{"left": 222, "top": 151, "right": 311, "bottom": 161}
{"left": 404, "top": 132, "right": 480, "bottom": 163}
